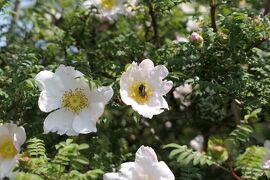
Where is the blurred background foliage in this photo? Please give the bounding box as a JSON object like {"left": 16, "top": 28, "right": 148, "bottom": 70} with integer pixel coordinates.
{"left": 0, "top": 0, "right": 270, "bottom": 179}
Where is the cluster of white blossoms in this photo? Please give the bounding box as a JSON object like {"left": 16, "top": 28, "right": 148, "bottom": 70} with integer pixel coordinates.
{"left": 35, "top": 64, "right": 113, "bottom": 136}
{"left": 83, "top": 0, "right": 137, "bottom": 21}
{"left": 104, "top": 146, "right": 175, "bottom": 180}
{"left": 0, "top": 123, "right": 26, "bottom": 179}
{"left": 120, "top": 59, "right": 173, "bottom": 119}
{"left": 0, "top": 60, "right": 175, "bottom": 178}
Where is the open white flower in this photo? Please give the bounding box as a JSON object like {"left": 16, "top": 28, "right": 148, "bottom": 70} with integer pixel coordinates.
{"left": 104, "top": 146, "right": 175, "bottom": 180}
{"left": 262, "top": 140, "right": 270, "bottom": 169}
{"left": 0, "top": 123, "right": 26, "bottom": 179}
{"left": 173, "top": 83, "right": 192, "bottom": 110}
{"left": 83, "top": 0, "right": 135, "bottom": 21}
{"left": 120, "top": 59, "right": 173, "bottom": 119}
{"left": 35, "top": 64, "right": 113, "bottom": 136}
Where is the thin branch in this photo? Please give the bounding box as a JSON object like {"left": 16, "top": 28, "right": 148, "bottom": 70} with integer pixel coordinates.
{"left": 245, "top": 37, "right": 269, "bottom": 52}
{"left": 8, "top": 0, "right": 20, "bottom": 33}
{"left": 264, "top": 0, "right": 270, "bottom": 16}
{"left": 147, "top": 1, "right": 159, "bottom": 47}
{"left": 209, "top": 0, "right": 217, "bottom": 32}
{"left": 227, "top": 156, "right": 244, "bottom": 180}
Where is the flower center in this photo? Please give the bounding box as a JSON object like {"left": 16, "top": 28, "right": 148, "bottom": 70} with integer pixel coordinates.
{"left": 0, "top": 137, "right": 18, "bottom": 160}
{"left": 129, "top": 82, "right": 153, "bottom": 104}
{"left": 101, "top": 0, "right": 117, "bottom": 10}
{"left": 61, "top": 88, "right": 88, "bottom": 114}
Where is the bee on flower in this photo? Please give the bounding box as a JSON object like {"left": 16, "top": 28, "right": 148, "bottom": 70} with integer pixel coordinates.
{"left": 0, "top": 123, "right": 26, "bottom": 179}
{"left": 35, "top": 64, "right": 113, "bottom": 136}
{"left": 120, "top": 59, "right": 173, "bottom": 119}
{"left": 104, "top": 145, "right": 175, "bottom": 180}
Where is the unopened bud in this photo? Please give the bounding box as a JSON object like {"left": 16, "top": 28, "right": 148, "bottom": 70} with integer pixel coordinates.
{"left": 191, "top": 32, "right": 203, "bottom": 42}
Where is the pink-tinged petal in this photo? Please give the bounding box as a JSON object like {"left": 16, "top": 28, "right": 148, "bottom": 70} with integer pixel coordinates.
{"left": 135, "top": 146, "right": 158, "bottom": 175}
{"left": 38, "top": 91, "right": 61, "bottom": 113}
{"left": 72, "top": 106, "right": 100, "bottom": 134}
{"left": 139, "top": 59, "right": 154, "bottom": 73}
{"left": 151, "top": 65, "right": 169, "bottom": 80}
{"left": 0, "top": 156, "right": 18, "bottom": 179}
{"left": 160, "top": 81, "right": 173, "bottom": 95}
{"left": 34, "top": 70, "right": 53, "bottom": 90}
{"left": 151, "top": 161, "right": 175, "bottom": 180}
{"left": 151, "top": 80, "right": 173, "bottom": 96}
{"left": 43, "top": 108, "right": 74, "bottom": 136}
{"left": 89, "top": 86, "right": 113, "bottom": 104}
{"left": 7, "top": 124, "right": 26, "bottom": 151}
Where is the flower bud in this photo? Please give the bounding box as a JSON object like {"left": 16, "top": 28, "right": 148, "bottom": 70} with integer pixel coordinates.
{"left": 190, "top": 32, "right": 203, "bottom": 47}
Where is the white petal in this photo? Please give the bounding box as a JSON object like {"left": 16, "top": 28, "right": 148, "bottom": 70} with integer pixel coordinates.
{"left": 135, "top": 146, "right": 158, "bottom": 175}
{"left": 89, "top": 86, "right": 113, "bottom": 104}
{"left": 43, "top": 108, "right": 75, "bottom": 135}
{"left": 72, "top": 106, "right": 101, "bottom": 134}
{"left": 103, "top": 173, "right": 122, "bottom": 180}
{"left": 0, "top": 157, "right": 17, "bottom": 179}
{"left": 152, "top": 161, "right": 175, "bottom": 180}
{"left": 139, "top": 59, "right": 154, "bottom": 73}
{"left": 104, "top": 162, "right": 137, "bottom": 180}
{"left": 134, "top": 96, "right": 168, "bottom": 119}
{"left": 34, "top": 70, "right": 53, "bottom": 90}
{"left": 55, "top": 64, "right": 84, "bottom": 79}
{"left": 120, "top": 88, "right": 137, "bottom": 107}
{"left": 38, "top": 91, "right": 61, "bottom": 113}
{"left": 0, "top": 125, "right": 9, "bottom": 137}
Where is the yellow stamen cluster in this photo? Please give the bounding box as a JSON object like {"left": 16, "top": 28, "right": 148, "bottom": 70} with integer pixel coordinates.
{"left": 0, "top": 137, "right": 18, "bottom": 160}
{"left": 61, "top": 88, "right": 88, "bottom": 114}
{"left": 129, "top": 82, "right": 153, "bottom": 104}
{"left": 101, "top": 0, "right": 117, "bottom": 10}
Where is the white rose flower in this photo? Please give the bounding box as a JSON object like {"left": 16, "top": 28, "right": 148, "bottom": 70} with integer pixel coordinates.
{"left": 35, "top": 64, "right": 113, "bottom": 136}
{"left": 262, "top": 140, "right": 270, "bottom": 169}
{"left": 0, "top": 123, "right": 26, "bottom": 179}
{"left": 173, "top": 83, "right": 192, "bottom": 110}
{"left": 103, "top": 145, "right": 175, "bottom": 180}
{"left": 83, "top": 0, "right": 134, "bottom": 21}
{"left": 190, "top": 135, "right": 204, "bottom": 152}
{"left": 120, "top": 59, "right": 173, "bottom": 119}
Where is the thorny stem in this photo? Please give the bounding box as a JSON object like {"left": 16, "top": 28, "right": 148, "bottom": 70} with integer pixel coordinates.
{"left": 245, "top": 37, "right": 269, "bottom": 52}
{"left": 209, "top": 0, "right": 217, "bottom": 32}
{"left": 147, "top": 1, "right": 159, "bottom": 47}
{"left": 264, "top": 0, "right": 270, "bottom": 16}
{"left": 227, "top": 156, "right": 244, "bottom": 180}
